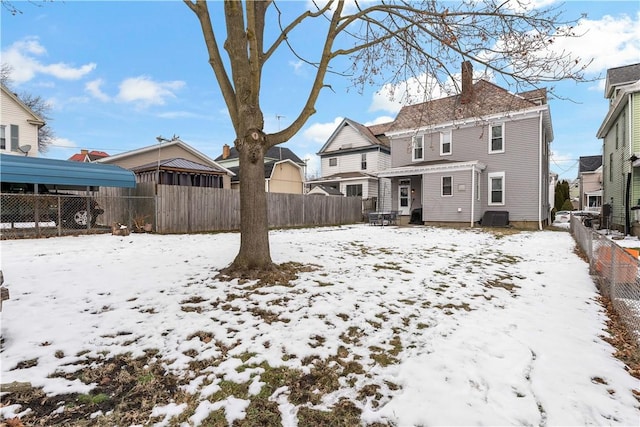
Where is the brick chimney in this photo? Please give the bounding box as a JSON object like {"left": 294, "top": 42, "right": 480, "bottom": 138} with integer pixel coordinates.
{"left": 81, "top": 149, "right": 89, "bottom": 155}
{"left": 460, "top": 61, "right": 474, "bottom": 105}
{"left": 222, "top": 144, "right": 231, "bottom": 159}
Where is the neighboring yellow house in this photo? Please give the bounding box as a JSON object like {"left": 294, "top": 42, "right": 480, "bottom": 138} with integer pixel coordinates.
{"left": 216, "top": 144, "right": 306, "bottom": 194}
{"left": 1, "top": 83, "right": 44, "bottom": 157}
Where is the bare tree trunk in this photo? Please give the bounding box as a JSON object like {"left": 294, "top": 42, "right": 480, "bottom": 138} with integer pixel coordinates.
{"left": 232, "top": 134, "right": 273, "bottom": 271}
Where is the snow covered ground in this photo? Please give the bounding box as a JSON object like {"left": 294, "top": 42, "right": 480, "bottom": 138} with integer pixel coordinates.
{"left": 1, "top": 224, "right": 638, "bottom": 425}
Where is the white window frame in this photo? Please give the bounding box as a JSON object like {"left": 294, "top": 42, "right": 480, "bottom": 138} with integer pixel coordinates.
{"left": 361, "top": 153, "right": 367, "bottom": 170}
{"left": 346, "top": 183, "right": 363, "bottom": 197}
{"left": 329, "top": 157, "right": 337, "bottom": 167}
{"left": 441, "top": 176, "right": 453, "bottom": 197}
{"left": 412, "top": 135, "right": 424, "bottom": 161}
{"left": 0, "top": 125, "right": 5, "bottom": 150}
{"left": 440, "top": 131, "right": 452, "bottom": 156}
{"left": 488, "top": 172, "right": 505, "bottom": 206}
{"left": 489, "top": 123, "right": 504, "bottom": 154}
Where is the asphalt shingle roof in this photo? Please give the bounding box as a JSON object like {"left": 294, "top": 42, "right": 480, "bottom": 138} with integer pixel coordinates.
{"left": 388, "top": 80, "right": 543, "bottom": 132}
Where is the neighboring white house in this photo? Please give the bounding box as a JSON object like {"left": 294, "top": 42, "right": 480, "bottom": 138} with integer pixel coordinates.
{"left": 0, "top": 83, "right": 44, "bottom": 157}
{"left": 306, "top": 118, "right": 392, "bottom": 208}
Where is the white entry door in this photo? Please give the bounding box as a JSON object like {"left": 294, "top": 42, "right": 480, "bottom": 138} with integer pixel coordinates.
{"left": 398, "top": 181, "right": 411, "bottom": 215}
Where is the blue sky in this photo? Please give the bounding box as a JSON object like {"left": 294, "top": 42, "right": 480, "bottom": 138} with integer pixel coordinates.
{"left": 1, "top": 1, "right": 639, "bottom": 180}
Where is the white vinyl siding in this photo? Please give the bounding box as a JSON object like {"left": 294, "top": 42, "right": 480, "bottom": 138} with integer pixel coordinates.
{"left": 320, "top": 150, "right": 388, "bottom": 177}
{"left": 1, "top": 87, "right": 40, "bottom": 156}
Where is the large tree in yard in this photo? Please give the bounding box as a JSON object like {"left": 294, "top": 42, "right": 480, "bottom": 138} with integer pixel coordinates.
{"left": 183, "top": 0, "right": 589, "bottom": 275}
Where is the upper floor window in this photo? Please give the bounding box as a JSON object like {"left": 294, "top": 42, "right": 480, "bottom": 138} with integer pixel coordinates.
{"left": 10, "top": 124, "right": 19, "bottom": 151}
{"left": 412, "top": 135, "right": 424, "bottom": 161}
{"left": 488, "top": 172, "right": 505, "bottom": 205}
{"left": 489, "top": 124, "right": 504, "bottom": 153}
{"left": 615, "top": 123, "right": 619, "bottom": 149}
{"left": 609, "top": 153, "right": 613, "bottom": 181}
{"left": 361, "top": 153, "right": 367, "bottom": 170}
{"left": 441, "top": 131, "right": 452, "bottom": 156}
{"left": 442, "top": 176, "right": 453, "bottom": 196}
{"left": 329, "top": 157, "right": 337, "bottom": 167}
{"left": 0, "top": 125, "right": 5, "bottom": 150}
{"left": 622, "top": 112, "right": 626, "bottom": 146}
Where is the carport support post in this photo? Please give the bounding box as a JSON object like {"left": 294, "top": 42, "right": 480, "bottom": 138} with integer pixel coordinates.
{"left": 34, "top": 183, "right": 40, "bottom": 235}
{"left": 86, "top": 187, "right": 91, "bottom": 230}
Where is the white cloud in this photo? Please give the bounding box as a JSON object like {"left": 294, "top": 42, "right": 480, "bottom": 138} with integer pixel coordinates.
{"left": 561, "top": 12, "right": 640, "bottom": 75}
{"left": 289, "top": 60, "right": 305, "bottom": 76}
{"left": 302, "top": 117, "right": 344, "bottom": 143}
{"left": 364, "top": 116, "right": 395, "bottom": 126}
{"left": 369, "top": 73, "right": 458, "bottom": 114}
{"left": 50, "top": 137, "right": 77, "bottom": 149}
{"left": 116, "top": 76, "right": 185, "bottom": 107}
{"left": 85, "top": 79, "right": 111, "bottom": 102}
{"left": 301, "top": 152, "right": 320, "bottom": 179}
{"left": 1, "top": 37, "right": 95, "bottom": 84}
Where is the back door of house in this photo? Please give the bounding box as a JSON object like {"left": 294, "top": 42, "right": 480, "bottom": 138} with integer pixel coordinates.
{"left": 399, "top": 180, "right": 411, "bottom": 215}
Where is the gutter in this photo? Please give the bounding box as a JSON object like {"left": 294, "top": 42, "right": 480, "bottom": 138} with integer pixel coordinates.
{"left": 538, "top": 112, "right": 543, "bottom": 231}
{"left": 470, "top": 164, "right": 476, "bottom": 227}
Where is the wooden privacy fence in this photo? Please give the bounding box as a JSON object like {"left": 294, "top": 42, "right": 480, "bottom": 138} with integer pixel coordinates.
{"left": 96, "top": 184, "right": 362, "bottom": 234}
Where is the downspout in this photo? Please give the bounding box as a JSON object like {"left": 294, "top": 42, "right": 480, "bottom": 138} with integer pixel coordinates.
{"left": 470, "top": 164, "right": 476, "bottom": 227}
{"left": 538, "top": 112, "right": 543, "bottom": 231}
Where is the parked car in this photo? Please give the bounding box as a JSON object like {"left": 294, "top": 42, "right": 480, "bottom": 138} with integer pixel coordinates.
{"left": 1, "top": 182, "right": 104, "bottom": 228}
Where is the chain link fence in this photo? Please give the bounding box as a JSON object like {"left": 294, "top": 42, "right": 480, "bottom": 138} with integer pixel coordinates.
{"left": 571, "top": 216, "right": 640, "bottom": 343}
{"left": 0, "top": 192, "right": 154, "bottom": 239}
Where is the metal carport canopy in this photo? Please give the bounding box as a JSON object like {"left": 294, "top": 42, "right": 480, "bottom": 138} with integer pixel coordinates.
{"left": 0, "top": 154, "right": 136, "bottom": 188}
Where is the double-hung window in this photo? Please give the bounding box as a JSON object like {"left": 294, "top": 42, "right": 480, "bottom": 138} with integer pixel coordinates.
{"left": 329, "top": 157, "right": 337, "bottom": 167}
{"left": 412, "top": 135, "right": 424, "bottom": 161}
{"left": 0, "top": 125, "right": 5, "bottom": 150}
{"left": 442, "top": 176, "right": 453, "bottom": 196}
{"left": 10, "top": 125, "right": 19, "bottom": 151}
{"left": 488, "top": 172, "right": 505, "bottom": 205}
{"left": 361, "top": 153, "right": 367, "bottom": 170}
{"left": 489, "top": 124, "right": 504, "bottom": 153}
{"left": 346, "top": 184, "right": 362, "bottom": 197}
{"left": 440, "top": 131, "right": 452, "bottom": 156}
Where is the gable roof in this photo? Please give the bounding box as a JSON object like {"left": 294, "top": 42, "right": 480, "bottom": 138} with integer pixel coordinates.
{"left": 68, "top": 150, "right": 110, "bottom": 162}
{"left": 131, "top": 157, "right": 229, "bottom": 175}
{"left": 318, "top": 118, "right": 392, "bottom": 154}
{"left": 1, "top": 83, "right": 46, "bottom": 126}
{"left": 0, "top": 153, "right": 135, "bottom": 188}
{"left": 215, "top": 145, "right": 305, "bottom": 166}
{"left": 605, "top": 63, "right": 640, "bottom": 98}
{"left": 387, "top": 80, "right": 547, "bottom": 135}
{"left": 309, "top": 184, "right": 343, "bottom": 196}
{"left": 579, "top": 155, "right": 603, "bottom": 173}
{"left": 227, "top": 158, "right": 303, "bottom": 183}
{"left": 97, "top": 138, "right": 234, "bottom": 176}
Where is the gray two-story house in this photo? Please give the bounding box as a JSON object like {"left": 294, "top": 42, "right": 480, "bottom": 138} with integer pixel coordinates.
{"left": 378, "top": 62, "right": 553, "bottom": 228}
